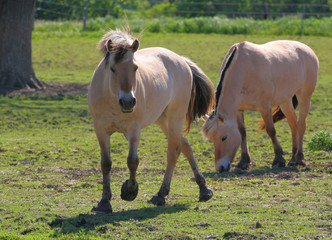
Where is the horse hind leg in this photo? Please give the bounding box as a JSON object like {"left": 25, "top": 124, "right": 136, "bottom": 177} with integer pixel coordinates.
{"left": 235, "top": 111, "right": 251, "bottom": 170}
{"left": 292, "top": 91, "right": 313, "bottom": 166}
{"left": 260, "top": 108, "right": 286, "bottom": 168}
{"left": 121, "top": 125, "right": 140, "bottom": 201}
{"left": 280, "top": 100, "right": 299, "bottom": 166}
{"left": 181, "top": 136, "right": 213, "bottom": 202}
{"left": 149, "top": 120, "right": 183, "bottom": 206}
{"left": 155, "top": 117, "right": 212, "bottom": 203}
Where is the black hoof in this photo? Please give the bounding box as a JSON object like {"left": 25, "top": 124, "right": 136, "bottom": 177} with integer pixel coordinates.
{"left": 92, "top": 199, "right": 112, "bottom": 213}
{"left": 236, "top": 161, "right": 250, "bottom": 170}
{"left": 288, "top": 159, "right": 306, "bottom": 167}
{"left": 148, "top": 195, "right": 165, "bottom": 206}
{"left": 199, "top": 187, "right": 213, "bottom": 202}
{"left": 121, "top": 179, "right": 139, "bottom": 201}
{"left": 272, "top": 156, "right": 286, "bottom": 168}
{"left": 237, "top": 153, "right": 251, "bottom": 170}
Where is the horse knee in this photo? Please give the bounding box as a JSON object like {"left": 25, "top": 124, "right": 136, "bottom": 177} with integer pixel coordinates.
{"left": 127, "top": 156, "right": 139, "bottom": 172}
{"left": 101, "top": 159, "right": 112, "bottom": 175}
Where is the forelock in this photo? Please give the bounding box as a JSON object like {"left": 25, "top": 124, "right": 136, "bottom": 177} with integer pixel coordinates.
{"left": 202, "top": 116, "right": 218, "bottom": 139}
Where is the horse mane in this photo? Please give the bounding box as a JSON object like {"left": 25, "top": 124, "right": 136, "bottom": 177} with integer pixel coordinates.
{"left": 202, "top": 44, "right": 237, "bottom": 139}
{"left": 98, "top": 27, "right": 142, "bottom": 64}
{"left": 215, "top": 45, "right": 238, "bottom": 112}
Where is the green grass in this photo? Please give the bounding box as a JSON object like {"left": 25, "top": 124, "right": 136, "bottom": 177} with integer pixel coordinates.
{"left": 1, "top": 28, "right": 331, "bottom": 239}
{"left": 33, "top": 16, "right": 332, "bottom": 37}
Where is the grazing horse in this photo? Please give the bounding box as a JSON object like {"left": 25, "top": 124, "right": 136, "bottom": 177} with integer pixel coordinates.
{"left": 88, "top": 28, "right": 214, "bottom": 212}
{"left": 202, "top": 40, "right": 318, "bottom": 173}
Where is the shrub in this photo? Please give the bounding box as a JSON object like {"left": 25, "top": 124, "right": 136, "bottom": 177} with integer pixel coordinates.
{"left": 308, "top": 131, "right": 332, "bottom": 152}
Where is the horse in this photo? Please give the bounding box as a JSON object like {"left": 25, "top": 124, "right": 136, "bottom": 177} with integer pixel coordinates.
{"left": 88, "top": 28, "right": 215, "bottom": 212}
{"left": 202, "top": 40, "right": 319, "bottom": 173}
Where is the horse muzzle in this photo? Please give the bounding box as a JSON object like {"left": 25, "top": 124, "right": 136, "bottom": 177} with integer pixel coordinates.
{"left": 216, "top": 158, "right": 231, "bottom": 173}
{"left": 118, "top": 92, "right": 136, "bottom": 113}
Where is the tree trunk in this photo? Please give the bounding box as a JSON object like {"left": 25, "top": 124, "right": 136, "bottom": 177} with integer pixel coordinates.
{"left": 0, "top": 0, "right": 44, "bottom": 91}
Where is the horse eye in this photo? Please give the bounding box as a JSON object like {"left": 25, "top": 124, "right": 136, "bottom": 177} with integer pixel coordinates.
{"left": 134, "top": 66, "right": 138, "bottom": 72}
{"left": 110, "top": 67, "right": 115, "bottom": 73}
{"left": 221, "top": 136, "right": 228, "bottom": 142}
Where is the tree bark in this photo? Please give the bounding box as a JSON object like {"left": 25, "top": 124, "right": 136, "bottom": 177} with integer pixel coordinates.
{"left": 0, "top": 0, "right": 44, "bottom": 91}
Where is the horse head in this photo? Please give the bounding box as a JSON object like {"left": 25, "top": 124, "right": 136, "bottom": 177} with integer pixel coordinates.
{"left": 106, "top": 38, "right": 140, "bottom": 113}
{"left": 203, "top": 113, "right": 241, "bottom": 172}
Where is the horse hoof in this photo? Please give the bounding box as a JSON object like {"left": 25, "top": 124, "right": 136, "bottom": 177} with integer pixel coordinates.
{"left": 288, "top": 159, "right": 306, "bottom": 167}
{"left": 121, "top": 179, "right": 139, "bottom": 201}
{"left": 236, "top": 161, "right": 250, "bottom": 170}
{"left": 199, "top": 187, "right": 213, "bottom": 202}
{"left": 272, "top": 157, "right": 286, "bottom": 168}
{"left": 92, "top": 199, "right": 112, "bottom": 213}
{"left": 148, "top": 195, "right": 165, "bottom": 206}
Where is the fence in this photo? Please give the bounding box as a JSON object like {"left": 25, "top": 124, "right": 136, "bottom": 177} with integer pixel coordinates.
{"left": 34, "top": 0, "right": 332, "bottom": 30}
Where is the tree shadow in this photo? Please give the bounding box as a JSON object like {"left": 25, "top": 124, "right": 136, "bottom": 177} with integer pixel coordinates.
{"left": 49, "top": 204, "right": 188, "bottom": 235}
{"left": 203, "top": 165, "right": 303, "bottom": 179}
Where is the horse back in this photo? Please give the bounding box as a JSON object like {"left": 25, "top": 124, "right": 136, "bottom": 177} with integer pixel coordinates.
{"left": 236, "top": 40, "right": 318, "bottom": 96}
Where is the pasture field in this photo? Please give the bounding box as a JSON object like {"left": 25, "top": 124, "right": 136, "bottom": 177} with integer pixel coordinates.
{"left": 0, "top": 30, "right": 331, "bottom": 239}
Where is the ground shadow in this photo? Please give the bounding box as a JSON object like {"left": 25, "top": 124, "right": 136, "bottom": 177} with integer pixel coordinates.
{"left": 203, "top": 165, "right": 304, "bottom": 180}
{"left": 49, "top": 204, "right": 188, "bottom": 235}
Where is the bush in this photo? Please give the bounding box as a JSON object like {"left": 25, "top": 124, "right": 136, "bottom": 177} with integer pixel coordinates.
{"left": 308, "top": 131, "right": 332, "bottom": 152}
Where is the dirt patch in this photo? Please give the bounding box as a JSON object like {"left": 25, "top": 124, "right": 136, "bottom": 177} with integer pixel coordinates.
{"left": 1, "top": 82, "right": 89, "bottom": 97}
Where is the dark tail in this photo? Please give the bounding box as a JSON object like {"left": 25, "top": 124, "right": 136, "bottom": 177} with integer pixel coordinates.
{"left": 259, "top": 95, "right": 298, "bottom": 130}
{"left": 183, "top": 57, "right": 215, "bottom": 133}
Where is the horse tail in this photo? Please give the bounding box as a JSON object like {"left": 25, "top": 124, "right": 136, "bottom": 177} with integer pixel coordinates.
{"left": 258, "top": 95, "right": 298, "bottom": 130}
{"left": 183, "top": 57, "right": 215, "bottom": 133}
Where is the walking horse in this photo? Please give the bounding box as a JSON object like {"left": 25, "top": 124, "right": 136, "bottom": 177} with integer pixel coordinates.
{"left": 88, "top": 28, "right": 215, "bottom": 212}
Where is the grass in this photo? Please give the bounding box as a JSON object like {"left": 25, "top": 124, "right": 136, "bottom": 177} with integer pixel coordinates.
{"left": 0, "top": 26, "right": 331, "bottom": 239}
{"left": 33, "top": 16, "right": 332, "bottom": 37}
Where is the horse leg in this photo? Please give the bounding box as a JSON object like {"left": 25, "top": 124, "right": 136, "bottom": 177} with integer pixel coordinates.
{"left": 92, "top": 125, "right": 113, "bottom": 213}
{"left": 280, "top": 100, "right": 298, "bottom": 166}
{"left": 292, "top": 93, "right": 312, "bottom": 166}
{"left": 149, "top": 120, "right": 183, "bottom": 206}
{"left": 181, "top": 136, "right": 213, "bottom": 202}
{"left": 236, "top": 111, "right": 251, "bottom": 170}
{"left": 260, "top": 108, "right": 286, "bottom": 168}
{"left": 121, "top": 125, "right": 140, "bottom": 201}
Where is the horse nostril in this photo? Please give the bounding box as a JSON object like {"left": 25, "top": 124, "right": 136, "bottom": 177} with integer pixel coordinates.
{"left": 218, "top": 163, "right": 230, "bottom": 173}
{"left": 226, "top": 163, "right": 230, "bottom": 171}
{"left": 132, "top": 97, "right": 136, "bottom": 106}
{"left": 119, "top": 98, "right": 124, "bottom": 107}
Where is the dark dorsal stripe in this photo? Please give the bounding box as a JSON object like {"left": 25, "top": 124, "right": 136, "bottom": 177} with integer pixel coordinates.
{"left": 214, "top": 46, "right": 237, "bottom": 113}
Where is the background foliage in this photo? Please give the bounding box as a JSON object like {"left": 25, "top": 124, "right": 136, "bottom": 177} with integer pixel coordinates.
{"left": 35, "top": 0, "right": 332, "bottom": 20}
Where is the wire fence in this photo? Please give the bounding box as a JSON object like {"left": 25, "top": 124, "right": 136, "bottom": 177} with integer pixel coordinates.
{"left": 34, "top": 0, "right": 332, "bottom": 31}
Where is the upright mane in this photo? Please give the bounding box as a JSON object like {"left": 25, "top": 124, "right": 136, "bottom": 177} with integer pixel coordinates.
{"left": 98, "top": 27, "right": 141, "bottom": 65}
{"left": 215, "top": 45, "right": 238, "bottom": 112}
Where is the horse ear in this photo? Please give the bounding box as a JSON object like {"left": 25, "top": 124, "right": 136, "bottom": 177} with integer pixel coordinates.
{"left": 106, "top": 39, "right": 113, "bottom": 52}
{"left": 131, "top": 39, "right": 139, "bottom": 53}
{"left": 218, "top": 113, "right": 224, "bottom": 123}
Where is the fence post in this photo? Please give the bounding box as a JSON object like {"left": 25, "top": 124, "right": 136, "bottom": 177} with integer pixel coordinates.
{"left": 83, "top": 0, "right": 88, "bottom": 31}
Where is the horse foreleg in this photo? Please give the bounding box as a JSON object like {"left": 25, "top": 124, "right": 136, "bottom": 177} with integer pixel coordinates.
{"left": 92, "top": 126, "right": 113, "bottom": 213}
{"left": 181, "top": 136, "right": 213, "bottom": 202}
{"left": 236, "top": 111, "right": 251, "bottom": 170}
{"left": 149, "top": 120, "right": 182, "bottom": 206}
{"left": 260, "top": 108, "right": 286, "bottom": 168}
{"left": 121, "top": 126, "right": 140, "bottom": 201}
{"left": 280, "top": 101, "right": 298, "bottom": 165}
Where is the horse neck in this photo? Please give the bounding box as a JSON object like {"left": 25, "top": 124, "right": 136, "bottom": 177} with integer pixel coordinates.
{"left": 216, "top": 73, "right": 243, "bottom": 121}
